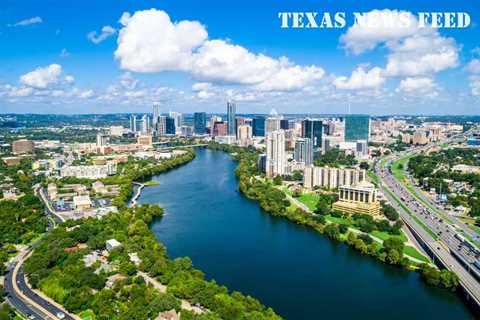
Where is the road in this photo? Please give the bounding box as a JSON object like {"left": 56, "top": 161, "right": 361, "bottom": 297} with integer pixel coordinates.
{"left": 3, "top": 186, "right": 77, "bottom": 320}
{"left": 4, "top": 248, "right": 77, "bottom": 320}
{"left": 375, "top": 148, "right": 480, "bottom": 305}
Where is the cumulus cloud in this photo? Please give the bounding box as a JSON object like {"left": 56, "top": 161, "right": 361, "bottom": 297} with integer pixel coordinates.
{"left": 78, "top": 89, "right": 94, "bottom": 99}
{"left": 395, "top": 77, "right": 438, "bottom": 97}
{"left": 119, "top": 72, "right": 138, "bottom": 90}
{"left": 115, "top": 9, "right": 207, "bottom": 72}
{"left": 20, "top": 64, "right": 63, "bottom": 89}
{"left": 115, "top": 9, "right": 325, "bottom": 92}
{"left": 340, "top": 10, "right": 420, "bottom": 54}
{"left": 340, "top": 9, "right": 459, "bottom": 78}
{"left": 60, "top": 48, "right": 70, "bottom": 58}
{"left": 64, "top": 75, "right": 75, "bottom": 84}
{"left": 333, "top": 67, "right": 385, "bottom": 90}
{"left": 87, "top": 25, "right": 116, "bottom": 44}
{"left": 466, "top": 59, "right": 480, "bottom": 74}
{"left": 383, "top": 34, "right": 459, "bottom": 77}
{"left": 11, "top": 16, "right": 43, "bottom": 27}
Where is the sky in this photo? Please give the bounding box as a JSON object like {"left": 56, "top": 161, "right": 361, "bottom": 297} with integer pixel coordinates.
{"left": 1, "top": 0, "right": 479, "bottom": 115}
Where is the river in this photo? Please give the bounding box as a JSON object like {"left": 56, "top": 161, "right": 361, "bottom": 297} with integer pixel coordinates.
{"left": 138, "top": 148, "right": 474, "bottom": 319}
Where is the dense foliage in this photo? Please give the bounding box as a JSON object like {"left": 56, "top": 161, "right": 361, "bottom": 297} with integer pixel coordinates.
{"left": 408, "top": 148, "right": 480, "bottom": 217}
{"left": 23, "top": 204, "right": 280, "bottom": 320}
{"left": 314, "top": 149, "right": 357, "bottom": 167}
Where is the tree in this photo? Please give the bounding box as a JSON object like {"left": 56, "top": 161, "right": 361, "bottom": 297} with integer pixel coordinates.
{"left": 338, "top": 224, "right": 348, "bottom": 234}
{"left": 272, "top": 176, "right": 282, "bottom": 186}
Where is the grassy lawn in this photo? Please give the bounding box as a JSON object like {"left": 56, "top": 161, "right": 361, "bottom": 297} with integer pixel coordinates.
{"left": 297, "top": 193, "right": 319, "bottom": 211}
{"left": 403, "top": 245, "right": 430, "bottom": 263}
{"left": 367, "top": 170, "right": 379, "bottom": 186}
{"left": 325, "top": 214, "right": 351, "bottom": 225}
{"left": 370, "top": 230, "right": 407, "bottom": 242}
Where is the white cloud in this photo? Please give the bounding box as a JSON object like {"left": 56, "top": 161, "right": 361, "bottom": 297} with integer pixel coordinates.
{"left": 11, "top": 16, "right": 43, "bottom": 27}
{"left": 64, "top": 75, "right": 75, "bottom": 84}
{"left": 192, "top": 82, "right": 212, "bottom": 91}
{"left": 115, "top": 9, "right": 207, "bottom": 72}
{"left": 60, "top": 48, "right": 70, "bottom": 58}
{"left": 115, "top": 9, "right": 325, "bottom": 92}
{"left": 333, "top": 67, "right": 385, "bottom": 90}
{"left": 87, "top": 25, "right": 116, "bottom": 44}
{"left": 197, "top": 90, "right": 214, "bottom": 99}
{"left": 384, "top": 34, "right": 459, "bottom": 77}
{"left": 340, "top": 9, "right": 420, "bottom": 54}
{"left": 119, "top": 72, "right": 138, "bottom": 89}
{"left": 7, "top": 86, "right": 34, "bottom": 97}
{"left": 470, "top": 76, "right": 480, "bottom": 96}
{"left": 20, "top": 64, "right": 63, "bottom": 88}
{"left": 340, "top": 9, "right": 459, "bottom": 78}
{"left": 396, "top": 77, "right": 438, "bottom": 97}
{"left": 78, "top": 89, "right": 94, "bottom": 99}
{"left": 466, "top": 59, "right": 480, "bottom": 74}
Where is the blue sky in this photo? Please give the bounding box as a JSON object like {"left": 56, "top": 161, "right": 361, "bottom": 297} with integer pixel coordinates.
{"left": 1, "top": 0, "right": 479, "bottom": 115}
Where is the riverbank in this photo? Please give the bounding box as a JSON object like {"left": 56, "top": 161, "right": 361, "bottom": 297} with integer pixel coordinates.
{"left": 207, "top": 142, "right": 459, "bottom": 292}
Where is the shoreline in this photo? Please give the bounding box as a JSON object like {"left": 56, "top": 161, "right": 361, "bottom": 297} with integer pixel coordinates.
{"left": 130, "top": 181, "right": 145, "bottom": 207}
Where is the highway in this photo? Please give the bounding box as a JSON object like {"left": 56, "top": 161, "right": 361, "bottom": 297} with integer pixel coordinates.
{"left": 375, "top": 148, "right": 480, "bottom": 306}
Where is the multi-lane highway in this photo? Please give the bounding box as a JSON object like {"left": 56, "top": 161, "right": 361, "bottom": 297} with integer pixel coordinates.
{"left": 375, "top": 146, "right": 480, "bottom": 307}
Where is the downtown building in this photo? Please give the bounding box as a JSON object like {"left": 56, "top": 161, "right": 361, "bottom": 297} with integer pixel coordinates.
{"left": 194, "top": 112, "right": 207, "bottom": 135}
{"left": 227, "top": 98, "right": 236, "bottom": 136}
{"left": 332, "top": 181, "right": 380, "bottom": 216}
{"left": 266, "top": 130, "right": 286, "bottom": 177}
{"left": 301, "top": 119, "right": 322, "bottom": 149}
{"left": 252, "top": 116, "right": 266, "bottom": 137}
{"left": 303, "top": 165, "right": 366, "bottom": 190}
{"left": 344, "top": 115, "right": 370, "bottom": 142}
{"left": 294, "top": 138, "right": 313, "bottom": 165}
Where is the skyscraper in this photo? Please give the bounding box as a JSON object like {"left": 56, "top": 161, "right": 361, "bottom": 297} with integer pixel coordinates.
{"left": 265, "top": 117, "right": 281, "bottom": 136}
{"left": 194, "top": 112, "right": 206, "bottom": 134}
{"left": 280, "top": 119, "right": 289, "bottom": 130}
{"left": 266, "top": 130, "right": 286, "bottom": 177}
{"left": 156, "top": 116, "right": 167, "bottom": 135}
{"left": 129, "top": 115, "right": 137, "bottom": 132}
{"left": 237, "top": 124, "right": 252, "bottom": 146}
{"left": 227, "top": 98, "right": 236, "bottom": 136}
{"left": 141, "top": 114, "right": 151, "bottom": 134}
{"left": 165, "top": 117, "right": 176, "bottom": 135}
{"left": 169, "top": 111, "right": 183, "bottom": 133}
{"left": 152, "top": 103, "right": 160, "bottom": 123}
{"left": 302, "top": 119, "right": 322, "bottom": 149}
{"left": 252, "top": 116, "right": 266, "bottom": 137}
{"left": 294, "top": 138, "right": 313, "bottom": 165}
{"left": 344, "top": 115, "right": 370, "bottom": 142}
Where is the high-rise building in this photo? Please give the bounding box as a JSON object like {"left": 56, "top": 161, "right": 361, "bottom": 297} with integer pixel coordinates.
{"left": 266, "top": 130, "right": 286, "bottom": 177}
{"left": 227, "top": 98, "right": 236, "bottom": 136}
{"left": 96, "top": 133, "right": 109, "bottom": 147}
{"left": 152, "top": 103, "right": 161, "bottom": 128}
{"left": 252, "top": 116, "right": 266, "bottom": 137}
{"left": 165, "top": 117, "right": 176, "bottom": 135}
{"left": 265, "top": 117, "right": 281, "bottom": 136}
{"left": 194, "top": 112, "right": 207, "bottom": 134}
{"left": 344, "top": 115, "right": 370, "bottom": 142}
{"left": 141, "top": 114, "right": 151, "bottom": 134}
{"left": 294, "top": 138, "right": 313, "bottom": 165}
{"left": 169, "top": 112, "right": 183, "bottom": 133}
{"left": 212, "top": 122, "right": 228, "bottom": 137}
{"left": 129, "top": 115, "right": 137, "bottom": 132}
{"left": 12, "top": 139, "right": 34, "bottom": 155}
{"left": 237, "top": 125, "right": 252, "bottom": 146}
{"left": 302, "top": 119, "right": 323, "bottom": 149}
{"left": 156, "top": 116, "right": 167, "bottom": 136}
{"left": 280, "top": 119, "right": 289, "bottom": 130}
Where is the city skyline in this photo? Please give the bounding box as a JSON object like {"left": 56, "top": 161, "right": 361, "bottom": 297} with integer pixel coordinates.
{"left": 1, "top": 1, "right": 479, "bottom": 115}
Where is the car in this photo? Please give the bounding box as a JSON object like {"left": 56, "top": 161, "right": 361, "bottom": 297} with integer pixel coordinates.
{"left": 56, "top": 312, "right": 65, "bottom": 319}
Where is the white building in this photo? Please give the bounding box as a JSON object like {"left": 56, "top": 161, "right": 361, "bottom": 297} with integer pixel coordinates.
{"left": 237, "top": 125, "right": 252, "bottom": 146}
{"left": 61, "top": 163, "right": 117, "bottom": 179}
{"left": 304, "top": 165, "right": 366, "bottom": 189}
{"left": 266, "top": 130, "right": 286, "bottom": 177}
{"left": 106, "top": 239, "right": 122, "bottom": 252}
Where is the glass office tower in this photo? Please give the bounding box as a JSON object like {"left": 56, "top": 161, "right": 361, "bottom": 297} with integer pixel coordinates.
{"left": 344, "top": 115, "right": 370, "bottom": 141}
{"left": 227, "top": 99, "right": 236, "bottom": 136}
{"left": 252, "top": 116, "right": 266, "bottom": 137}
{"left": 193, "top": 112, "right": 206, "bottom": 134}
{"left": 301, "top": 119, "right": 322, "bottom": 149}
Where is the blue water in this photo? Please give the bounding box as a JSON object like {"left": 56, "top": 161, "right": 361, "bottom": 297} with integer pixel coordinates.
{"left": 139, "top": 148, "right": 474, "bottom": 319}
